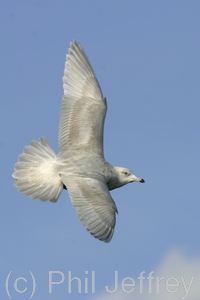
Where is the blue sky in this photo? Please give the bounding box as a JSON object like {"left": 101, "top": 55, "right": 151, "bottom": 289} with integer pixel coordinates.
{"left": 1, "top": 1, "right": 200, "bottom": 299}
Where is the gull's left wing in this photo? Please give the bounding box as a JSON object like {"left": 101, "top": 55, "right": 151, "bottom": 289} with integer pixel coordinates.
{"left": 61, "top": 174, "right": 118, "bottom": 242}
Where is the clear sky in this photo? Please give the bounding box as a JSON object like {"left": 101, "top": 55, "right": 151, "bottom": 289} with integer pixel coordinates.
{"left": 1, "top": 1, "right": 200, "bottom": 299}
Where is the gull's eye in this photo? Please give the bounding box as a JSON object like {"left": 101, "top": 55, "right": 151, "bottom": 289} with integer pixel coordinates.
{"left": 123, "top": 171, "right": 129, "bottom": 176}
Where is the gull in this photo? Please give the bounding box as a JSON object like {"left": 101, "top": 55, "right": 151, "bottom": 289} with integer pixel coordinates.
{"left": 12, "top": 41, "right": 145, "bottom": 242}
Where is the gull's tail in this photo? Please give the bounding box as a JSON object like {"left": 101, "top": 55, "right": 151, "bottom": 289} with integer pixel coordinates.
{"left": 12, "top": 137, "right": 63, "bottom": 203}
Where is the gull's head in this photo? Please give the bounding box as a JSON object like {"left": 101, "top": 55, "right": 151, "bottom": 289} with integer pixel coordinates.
{"left": 114, "top": 167, "right": 145, "bottom": 187}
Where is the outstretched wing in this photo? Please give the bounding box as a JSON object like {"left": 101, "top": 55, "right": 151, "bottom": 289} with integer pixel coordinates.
{"left": 61, "top": 174, "right": 118, "bottom": 243}
{"left": 59, "top": 41, "right": 106, "bottom": 157}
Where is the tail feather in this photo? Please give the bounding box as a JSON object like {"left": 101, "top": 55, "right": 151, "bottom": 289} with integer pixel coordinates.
{"left": 12, "top": 137, "right": 63, "bottom": 203}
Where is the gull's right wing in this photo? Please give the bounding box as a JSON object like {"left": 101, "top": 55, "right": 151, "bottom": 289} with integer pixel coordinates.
{"left": 59, "top": 41, "right": 106, "bottom": 157}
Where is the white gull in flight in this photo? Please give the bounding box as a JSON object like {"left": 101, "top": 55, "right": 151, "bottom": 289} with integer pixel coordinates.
{"left": 12, "top": 41, "right": 145, "bottom": 242}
